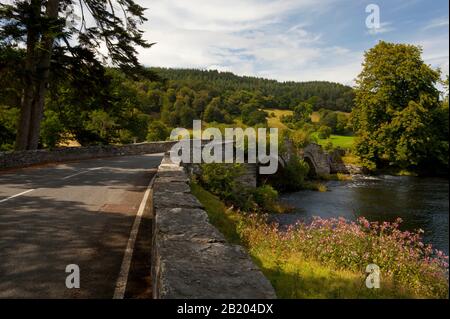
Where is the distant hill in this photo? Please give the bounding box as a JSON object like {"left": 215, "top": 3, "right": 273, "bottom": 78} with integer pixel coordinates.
{"left": 150, "top": 67, "right": 355, "bottom": 112}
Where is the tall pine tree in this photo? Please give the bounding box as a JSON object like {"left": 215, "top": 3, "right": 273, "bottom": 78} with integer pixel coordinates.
{"left": 0, "top": 0, "right": 153, "bottom": 150}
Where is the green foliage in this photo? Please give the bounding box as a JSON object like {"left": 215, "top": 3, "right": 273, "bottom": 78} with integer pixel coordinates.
{"left": 147, "top": 120, "right": 170, "bottom": 141}
{"left": 203, "top": 97, "right": 231, "bottom": 123}
{"left": 1, "top": 0, "right": 154, "bottom": 150}
{"left": 1, "top": 41, "right": 355, "bottom": 150}
{"left": 271, "top": 155, "right": 310, "bottom": 192}
{"left": 241, "top": 103, "right": 267, "bottom": 126}
{"left": 153, "top": 68, "right": 355, "bottom": 112}
{"left": 193, "top": 184, "right": 447, "bottom": 298}
{"left": 0, "top": 105, "right": 19, "bottom": 151}
{"left": 292, "top": 102, "right": 313, "bottom": 126}
{"left": 317, "top": 125, "right": 332, "bottom": 139}
{"left": 336, "top": 113, "right": 350, "bottom": 134}
{"left": 252, "top": 184, "right": 279, "bottom": 214}
{"left": 85, "top": 110, "right": 116, "bottom": 142}
{"left": 198, "top": 163, "right": 283, "bottom": 213}
{"left": 198, "top": 163, "right": 245, "bottom": 201}
{"left": 319, "top": 110, "right": 337, "bottom": 130}
{"left": 323, "top": 140, "right": 334, "bottom": 152}
{"left": 351, "top": 41, "right": 448, "bottom": 171}
{"left": 40, "top": 110, "right": 64, "bottom": 149}
{"left": 289, "top": 129, "right": 315, "bottom": 149}
{"left": 317, "top": 108, "right": 351, "bottom": 135}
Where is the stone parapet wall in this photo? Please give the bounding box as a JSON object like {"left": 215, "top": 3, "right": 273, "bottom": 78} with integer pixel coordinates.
{"left": 0, "top": 141, "right": 177, "bottom": 170}
{"left": 151, "top": 154, "right": 276, "bottom": 299}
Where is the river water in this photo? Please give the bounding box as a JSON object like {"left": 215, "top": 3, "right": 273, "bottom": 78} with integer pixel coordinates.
{"left": 278, "top": 175, "right": 449, "bottom": 254}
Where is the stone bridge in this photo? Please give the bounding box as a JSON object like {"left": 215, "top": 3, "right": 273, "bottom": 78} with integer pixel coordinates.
{"left": 300, "top": 143, "right": 331, "bottom": 176}
{"left": 175, "top": 140, "right": 339, "bottom": 182}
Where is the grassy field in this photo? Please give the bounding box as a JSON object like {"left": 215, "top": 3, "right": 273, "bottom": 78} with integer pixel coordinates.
{"left": 316, "top": 134, "right": 355, "bottom": 149}
{"left": 264, "top": 109, "right": 355, "bottom": 150}
{"left": 191, "top": 183, "right": 424, "bottom": 299}
{"left": 264, "top": 108, "right": 293, "bottom": 129}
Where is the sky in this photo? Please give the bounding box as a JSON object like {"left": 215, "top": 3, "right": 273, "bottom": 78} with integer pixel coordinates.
{"left": 135, "top": 0, "right": 449, "bottom": 86}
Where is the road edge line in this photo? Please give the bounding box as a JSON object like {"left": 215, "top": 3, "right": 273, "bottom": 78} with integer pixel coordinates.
{"left": 113, "top": 173, "right": 156, "bottom": 299}
{"left": 0, "top": 189, "right": 35, "bottom": 203}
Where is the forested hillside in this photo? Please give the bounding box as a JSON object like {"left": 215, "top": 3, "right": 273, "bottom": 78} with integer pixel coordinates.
{"left": 152, "top": 68, "right": 355, "bottom": 111}
{"left": 1, "top": 45, "right": 355, "bottom": 150}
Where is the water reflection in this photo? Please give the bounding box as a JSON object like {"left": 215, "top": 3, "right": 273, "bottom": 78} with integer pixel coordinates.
{"left": 278, "top": 176, "right": 449, "bottom": 254}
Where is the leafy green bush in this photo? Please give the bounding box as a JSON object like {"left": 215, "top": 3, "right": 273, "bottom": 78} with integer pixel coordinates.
{"left": 199, "top": 163, "right": 245, "bottom": 201}
{"left": 323, "top": 140, "right": 334, "bottom": 152}
{"left": 317, "top": 125, "right": 332, "bottom": 139}
{"left": 147, "top": 120, "right": 170, "bottom": 141}
{"left": 253, "top": 184, "right": 279, "bottom": 213}
{"left": 199, "top": 163, "right": 284, "bottom": 213}
{"left": 85, "top": 110, "right": 116, "bottom": 141}
{"left": 40, "top": 110, "right": 64, "bottom": 149}
{"left": 0, "top": 105, "right": 19, "bottom": 151}
{"left": 270, "top": 155, "right": 310, "bottom": 192}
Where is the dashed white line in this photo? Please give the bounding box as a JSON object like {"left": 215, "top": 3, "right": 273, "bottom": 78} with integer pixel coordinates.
{"left": 113, "top": 175, "right": 155, "bottom": 299}
{"left": 0, "top": 189, "right": 35, "bottom": 203}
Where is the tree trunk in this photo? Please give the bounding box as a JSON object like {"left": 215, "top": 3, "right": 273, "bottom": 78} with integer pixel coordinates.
{"left": 15, "top": 0, "right": 41, "bottom": 151}
{"left": 27, "top": 0, "right": 61, "bottom": 150}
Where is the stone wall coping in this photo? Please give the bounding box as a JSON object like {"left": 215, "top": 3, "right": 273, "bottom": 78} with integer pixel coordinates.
{"left": 151, "top": 155, "right": 277, "bottom": 299}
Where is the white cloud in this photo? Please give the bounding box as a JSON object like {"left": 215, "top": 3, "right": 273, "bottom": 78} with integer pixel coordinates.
{"left": 423, "top": 17, "right": 449, "bottom": 30}
{"left": 417, "top": 36, "right": 450, "bottom": 77}
{"left": 135, "top": 0, "right": 448, "bottom": 85}
{"left": 136, "top": 0, "right": 361, "bottom": 84}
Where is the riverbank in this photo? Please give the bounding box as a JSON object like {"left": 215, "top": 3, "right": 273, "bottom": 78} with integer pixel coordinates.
{"left": 191, "top": 183, "right": 449, "bottom": 299}
{"left": 280, "top": 174, "right": 449, "bottom": 254}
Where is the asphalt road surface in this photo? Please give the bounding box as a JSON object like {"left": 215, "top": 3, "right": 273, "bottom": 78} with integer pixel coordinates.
{"left": 0, "top": 154, "right": 163, "bottom": 298}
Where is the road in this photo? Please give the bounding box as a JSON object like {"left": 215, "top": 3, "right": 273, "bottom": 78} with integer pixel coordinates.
{"left": 0, "top": 153, "right": 163, "bottom": 298}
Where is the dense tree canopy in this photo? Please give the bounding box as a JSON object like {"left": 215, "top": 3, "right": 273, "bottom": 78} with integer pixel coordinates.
{"left": 152, "top": 68, "right": 355, "bottom": 112}
{"left": 0, "top": 0, "right": 152, "bottom": 150}
{"left": 351, "top": 41, "right": 448, "bottom": 172}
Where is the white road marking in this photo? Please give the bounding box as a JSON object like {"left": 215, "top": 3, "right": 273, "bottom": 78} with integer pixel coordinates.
{"left": 113, "top": 175, "right": 155, "bottom": 299}
{"left": 62, "top": 167, "right": 103, "bottom": 180}
{"left": 0, "top": 189, "right": 35, "bottom": 203}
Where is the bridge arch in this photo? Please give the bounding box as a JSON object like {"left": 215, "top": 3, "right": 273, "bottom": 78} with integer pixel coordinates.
{"left": 303, "top": 155, "right": 319, "bottom": 177}
{"left": 301, "top": 143, "right": 331, "bottom": 176}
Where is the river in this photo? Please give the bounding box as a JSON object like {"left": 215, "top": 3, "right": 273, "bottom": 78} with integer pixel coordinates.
{"left": 278, "top": 175, "right": 449, "bottom": 254}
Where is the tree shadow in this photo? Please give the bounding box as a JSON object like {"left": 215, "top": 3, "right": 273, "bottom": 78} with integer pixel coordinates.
{"left": 0, "top": 154, "right": 163, "bottom": 298}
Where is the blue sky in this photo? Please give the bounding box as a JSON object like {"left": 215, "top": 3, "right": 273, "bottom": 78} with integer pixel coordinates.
{"left": 137, "top": 0, "right": 449, "bottom": 85}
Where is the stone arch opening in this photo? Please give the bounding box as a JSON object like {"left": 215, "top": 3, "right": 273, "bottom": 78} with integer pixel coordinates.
{"left": 304, "top": 155, "right": 318, "bottom": 177}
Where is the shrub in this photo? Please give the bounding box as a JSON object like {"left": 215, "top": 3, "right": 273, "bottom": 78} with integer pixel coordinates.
{"left": 318, "top": 125, "right": 332, "bottom": 139}
{"left": 323, "top": 140, "right": 334, "bottom": 152}
{"left": 199, "top": 163, "right": 245, "bottom": 201}
{"left": 147, "top": 120, "right": 170, "bottom": 141}
{"left": 252, "top": 184, "right": 279, "bottom": 213}
{"left": 40, "top": 109, "right": 64, "bottom": 149}
{"left": 271, "top": 155, "right": 310, "bottom": 192}
{"left": 199, "top": 163, "right": 286, "bottom": 213}
{"left": 0, "top": 105, "right": 19, "bottom": 151}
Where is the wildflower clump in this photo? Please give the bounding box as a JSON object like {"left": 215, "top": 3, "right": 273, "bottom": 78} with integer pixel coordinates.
{"left": 240, "top": 215, "right": 449, "bottom": 298}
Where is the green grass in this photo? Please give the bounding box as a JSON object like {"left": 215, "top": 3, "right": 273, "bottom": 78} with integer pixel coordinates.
{"left": 264, "top": 108, "right": 293, "bottom": 129}
{"left": 191, "top": 183, "right": 242, "bottom": 244}
{"left": 191, "top": 183, "right": 419, "bottom": 299}
{"left": 316, "top": 134, "right": 355, "bottom": 149}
